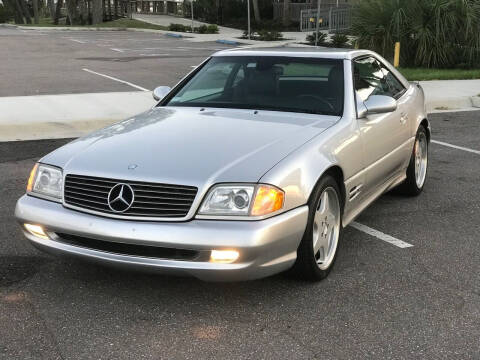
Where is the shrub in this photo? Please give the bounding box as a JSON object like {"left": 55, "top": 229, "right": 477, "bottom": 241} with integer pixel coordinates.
{"left": 306, "top": 32, "right": 329, "bottom": 46}
{"left": 330, "top": 33, "right": 350, "bottom": 48}
{"left": 197, "top": 24, "right": 208, "bottom": 33}
{"left": 192, "top": 24, "right": 218, "bottom": 34}
{"left": 351, "top": 0, "right": 480, "bottom": 68}
{"left": 206, "top": 24, "right": 219, "bottom": 34}
{"left": 169, "top": 23, "right": 187, "bottom": 32}
{"left": 257, "top": 30, "right": 283, "bottom": 41}
{"left": 242, "top": 30, "right": 283, "bottom": 41}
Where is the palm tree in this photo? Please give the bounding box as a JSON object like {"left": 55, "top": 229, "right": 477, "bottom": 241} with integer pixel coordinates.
{"left": 351, "top": 0, "right": 480, "bottom": 68}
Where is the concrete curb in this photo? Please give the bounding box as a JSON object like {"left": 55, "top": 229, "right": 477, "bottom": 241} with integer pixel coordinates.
{"left": 426, "top": 98, "right": 476, "bottom": 112}
{"left": 165, "top": 32, "right": 183, "bottom": 38}
{"left": 17, "top": 25, "right": 160, "bottom": 32}
{"left": 471, "top": 96, "right": 480, "bottom": 108}
{"left": 216, "top": 39, "right": 240, "bottom": 45}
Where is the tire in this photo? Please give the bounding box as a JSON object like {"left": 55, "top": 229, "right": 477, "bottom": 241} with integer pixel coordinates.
{"left": 292, "top": 175, "right": 343, "bottom": 281}
{"left": 398, "top": 126, "right": 428, "bottom": 196}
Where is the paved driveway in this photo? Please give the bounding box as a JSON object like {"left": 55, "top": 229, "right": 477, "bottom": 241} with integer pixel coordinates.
{"left": 1, "top": 111, "right": 479, "bottom": 359}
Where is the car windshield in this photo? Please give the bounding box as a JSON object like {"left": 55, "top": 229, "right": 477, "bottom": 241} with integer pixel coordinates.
{"left": 163, "top": 56, "right": 344, "bottom": 116}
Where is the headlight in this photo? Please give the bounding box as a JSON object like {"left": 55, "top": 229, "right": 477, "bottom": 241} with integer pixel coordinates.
{"left": 27, "top": 163, "right": 63, "bottom": 201}
{"left": 198, "top": 184, "right": 284, "bottom": 218}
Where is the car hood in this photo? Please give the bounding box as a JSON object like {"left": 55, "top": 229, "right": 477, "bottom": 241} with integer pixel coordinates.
{"left": 42, "top": 107, "right": 338, "bottom": 188}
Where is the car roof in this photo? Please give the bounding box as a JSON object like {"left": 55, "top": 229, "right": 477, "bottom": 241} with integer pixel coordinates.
{"left": 212, "top": 47, "right": 376, "bottom": 60}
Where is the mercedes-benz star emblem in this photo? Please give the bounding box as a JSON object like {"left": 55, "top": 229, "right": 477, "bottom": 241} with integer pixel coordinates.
{"left": 108, "top": 183, "right": 134, "bottom": 213}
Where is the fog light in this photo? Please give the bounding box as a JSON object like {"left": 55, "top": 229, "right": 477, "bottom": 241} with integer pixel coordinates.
{"left": 210, "top": 250, "right": 239, "bottom": 264}
{"left": 24, "top": 224, "right": 48, "bottom": 239}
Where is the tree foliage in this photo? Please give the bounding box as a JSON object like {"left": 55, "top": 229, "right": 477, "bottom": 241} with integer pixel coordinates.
{"left": 0, "top": 2, "right": 14, "bottom": 23}
{"left": 184, "top": 0, "right": 272, "bottom": 28}
{"left": 351, "top": 0, "right": 480, "bottom": 68}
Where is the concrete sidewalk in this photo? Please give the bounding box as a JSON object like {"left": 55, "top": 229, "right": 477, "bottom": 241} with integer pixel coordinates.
{"left": 420, "top": 79, "right": 480, "bottom": 112}
{"left": 132, "top": 14, "right": 308, "bottom": 45}
{"left": 0, "top": 92, "right": 155, "bottom": 141}
{"left": 1, "top": 80, "right": 478, "bottom": 142}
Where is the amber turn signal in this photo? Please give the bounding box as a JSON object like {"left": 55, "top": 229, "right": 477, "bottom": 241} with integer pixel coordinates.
{"left": 26, "top": 163, "right": 38, "bottom": 192}
{"left": 251, "top": 185, "right": 284, "bottom": 216}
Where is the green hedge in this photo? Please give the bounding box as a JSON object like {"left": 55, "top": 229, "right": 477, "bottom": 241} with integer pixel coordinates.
{"left": 169, "top": 23, "right": 219, "bottom": 34}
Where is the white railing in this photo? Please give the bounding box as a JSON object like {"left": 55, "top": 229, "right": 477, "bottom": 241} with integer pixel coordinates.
{"left": 300, "top": 6, "right": 351, "bottom": 32}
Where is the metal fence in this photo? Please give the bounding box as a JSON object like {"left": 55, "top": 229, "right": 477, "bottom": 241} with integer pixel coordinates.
{"left": 300, "top": 6, "right": 351, "bottom": 33}
{"left": 273, "top": 3, "right": 312, "bottom": 23}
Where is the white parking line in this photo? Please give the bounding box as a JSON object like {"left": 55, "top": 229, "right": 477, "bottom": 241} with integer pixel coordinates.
{"left": 67, "top": 38, "right": 87, "bottom": 44}
{"left": 432, "top": 140, "right": 480, "bottom": 155}
{"left": 350, "top": 222, "right": 414, "bottom": 248}
{"left": 112, "top": 47, "right": 169, "bottom": 52}
{"left": 139, "top": 54, "right": 170, "bottom": 57}
{"left": 82, "top": 68, "right": 150, "bottom": 92}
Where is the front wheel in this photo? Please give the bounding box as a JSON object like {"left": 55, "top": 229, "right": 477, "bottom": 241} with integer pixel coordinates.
{"left": 398, "top": 126, "right": 428, "bottom": 196}
{"left": 293, "top": 175, "right": 343, "bottom": 281}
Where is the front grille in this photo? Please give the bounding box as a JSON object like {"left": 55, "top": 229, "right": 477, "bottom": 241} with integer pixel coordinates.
{"left": 56, "top": 233, "right": 199, "bottom": 260}
{"left": 64, "top": 174, "right": 197, "bottom": 219}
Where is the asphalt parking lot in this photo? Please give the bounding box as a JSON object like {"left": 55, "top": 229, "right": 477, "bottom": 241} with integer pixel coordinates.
{"left": 1, "top": 27, "right": 233, "bottom": 96}
{"left": 2, "top": 26, "right": 480, "bottom": 359}
{"left": 0, "top": 110, "right": 478, "bottom": 359}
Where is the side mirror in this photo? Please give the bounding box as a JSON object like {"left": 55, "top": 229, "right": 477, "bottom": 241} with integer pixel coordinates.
{"left": 153, "top": 86, "right": 171, "bottom": 101}
{"left": 363, "top": 95, "right": 397, "bottom": 116}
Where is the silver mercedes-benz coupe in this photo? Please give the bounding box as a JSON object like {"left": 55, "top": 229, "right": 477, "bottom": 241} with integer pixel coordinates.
{"left": 15, "top": 48, "right": 429, "bottom": 281}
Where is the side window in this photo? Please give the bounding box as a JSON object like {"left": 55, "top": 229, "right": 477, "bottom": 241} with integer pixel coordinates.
{"left": 381, "top": 66, "right": 406, "bottom": 98}
{"left": 353, "top": 57, "right": 405, "bottom": 101}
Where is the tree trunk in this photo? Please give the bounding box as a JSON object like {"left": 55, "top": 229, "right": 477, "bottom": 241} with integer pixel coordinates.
{"left": 18, "top": 0, "right": 32, "bottom": 23}
{"left": 91, "top": 0, "right": 102, "bottom": 24}
{"left": 215, "top": 0, "right": 220, "bottom": 25}
{"left": 47, "top": 0, "right": 55, "bottom": 18}
{"left": 113, "top": 0, "right": 118, "bottom": 19}
{"left": 252, "top": 0, "right": 260, "bottom": 22}
{"left": 6, "top": 0, "right": 25, "bottom": 23}
{"left": 282, "top": 0, "right": 289, "bottom": 26}
{"left": 65, "top": 0, "right": 79, "bottom": 24}
{"left": 78, "top": 0, "right": 88, "bottom": 24}
{"left": 54, "top": 0, "right": 63, "bottom": 24}
{"left": 32, "top": 0, "right": 40, "bottom": 23}
{"left": 107, "top": 0, "right": 111, "bottom": 20}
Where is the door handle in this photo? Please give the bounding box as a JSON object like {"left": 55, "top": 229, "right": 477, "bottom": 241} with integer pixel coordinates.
{"left": 400, "top": 113, "right": 408, "bottom": 124}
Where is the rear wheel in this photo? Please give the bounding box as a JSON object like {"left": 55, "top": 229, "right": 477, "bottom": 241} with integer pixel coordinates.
{"left": 398, "top": 126, "right": 428, "bottom": 196}
{"left": 293, "top": 175, "right": 343, "bottom": 281}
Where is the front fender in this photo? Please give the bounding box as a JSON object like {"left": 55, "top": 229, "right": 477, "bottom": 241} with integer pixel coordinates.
{"left": 260, "top": 147, "right": 338, "bottom": 211}
{"left": 259, "top": 119, "right": 363, "bottom": 212}
{"left": 410, "top": 82, "right": 430, "bottom": 140}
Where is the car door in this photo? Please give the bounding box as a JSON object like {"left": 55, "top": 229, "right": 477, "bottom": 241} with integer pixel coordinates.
{"left": 354, "top": 56, "right": 410, "bottom": 195}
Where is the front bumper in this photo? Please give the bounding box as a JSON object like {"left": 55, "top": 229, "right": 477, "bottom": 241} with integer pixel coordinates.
{"left": 15, "top": 195, "right": 308, "bottom": 281}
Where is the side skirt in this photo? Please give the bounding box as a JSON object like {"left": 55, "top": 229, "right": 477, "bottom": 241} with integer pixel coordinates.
{"left": 342, "top": 171, "right": 406, "bottom": 227}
